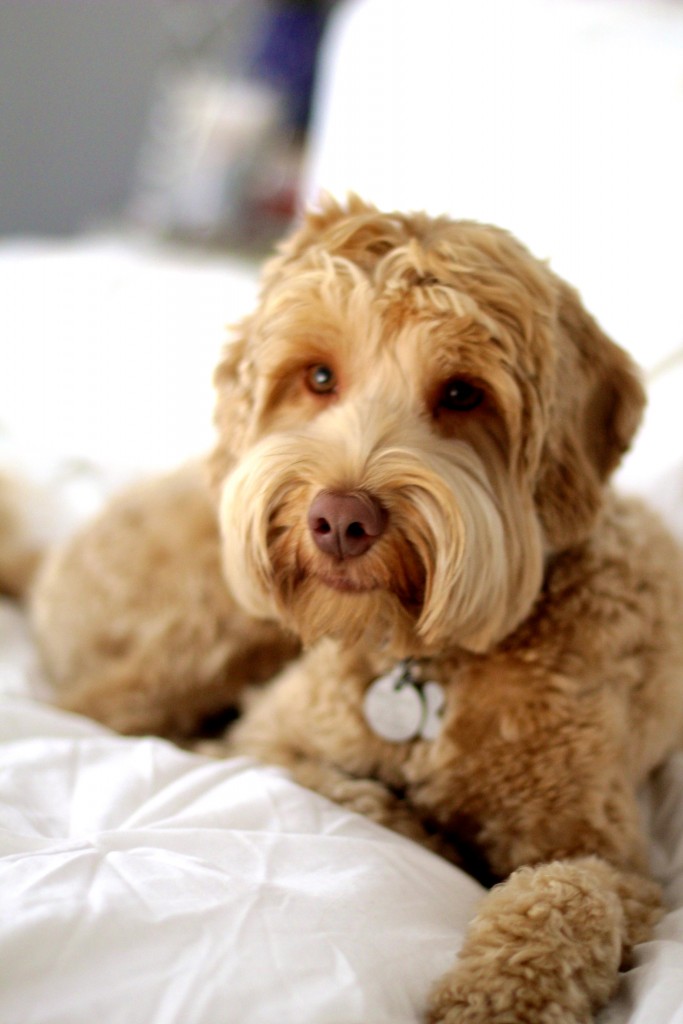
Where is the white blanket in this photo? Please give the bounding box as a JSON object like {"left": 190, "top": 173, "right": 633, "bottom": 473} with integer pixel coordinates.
{"left": 4, "top": 606, "right": 683, "bottom": 1024}
{"left": 0, "top": 663, "right": 483, "bottom": 1024}
{"left": 1, "top": 237, "right": 683, "bottom": 1023}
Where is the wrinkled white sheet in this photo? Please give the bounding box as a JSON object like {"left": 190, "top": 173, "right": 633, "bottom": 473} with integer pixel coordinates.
{"left": 0, "top": 607, "right": 484, "bottom": 1024}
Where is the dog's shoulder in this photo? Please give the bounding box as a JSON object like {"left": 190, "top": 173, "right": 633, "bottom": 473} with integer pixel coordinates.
{"left": 504, "top": 490, "right": 683, "bottom": 685}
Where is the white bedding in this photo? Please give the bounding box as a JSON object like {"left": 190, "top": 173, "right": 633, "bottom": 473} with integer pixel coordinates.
{"left": 0, "top": 672, "right": 483, "bottom": 1024}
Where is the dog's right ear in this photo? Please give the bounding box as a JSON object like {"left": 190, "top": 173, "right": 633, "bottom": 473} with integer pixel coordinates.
{"left": 534, "top": 281, "right": 645, "bottom": 550}
{"left": 206, "top": 318, "right": 256, "bottom": 492}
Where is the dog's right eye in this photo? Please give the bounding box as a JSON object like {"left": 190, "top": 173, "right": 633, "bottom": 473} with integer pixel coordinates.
{"left": 436, "top": 378, "right": 485, "bottom": 413}
{"left": 305, "top": 364, "right": 338, "bottom": 395}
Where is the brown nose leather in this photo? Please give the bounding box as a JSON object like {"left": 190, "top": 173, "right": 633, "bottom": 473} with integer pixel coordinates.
{"left": 307, "top": 491, "right": 387, "bottom": 559}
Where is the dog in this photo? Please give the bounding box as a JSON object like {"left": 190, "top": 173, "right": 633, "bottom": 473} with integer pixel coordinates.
{"left": 32, "top": 196, "right": 683, "bottom": 1021}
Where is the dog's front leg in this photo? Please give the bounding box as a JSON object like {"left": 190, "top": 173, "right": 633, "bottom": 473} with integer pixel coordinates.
{"left": 219, "top": 663, "right": 455, "bottom": 857}
{"left": 227, "top": 738, "right": 452, "bottom": 855}
{"left": 427, "top": 855, "right": 661, "bottom": 1024}
{"left": 287, "top": 758, "right": 457, "bottom": 857}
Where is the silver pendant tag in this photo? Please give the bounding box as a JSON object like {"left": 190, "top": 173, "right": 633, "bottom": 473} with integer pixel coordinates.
{"left": 363, "top": 661, "right": 445, "bottom": 743}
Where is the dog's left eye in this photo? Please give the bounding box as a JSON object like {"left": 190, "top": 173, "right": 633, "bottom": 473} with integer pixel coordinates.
{"left": 305, "top": 364, "right": 337, "bottom": 395}
{"left": 437, "top": 378, "right": 485, "bottom": 412}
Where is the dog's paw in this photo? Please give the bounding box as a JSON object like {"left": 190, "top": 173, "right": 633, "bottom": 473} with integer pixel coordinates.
{"left": 426, "top": 857, "right": 658, "bottom": 1024}
{"left": 427, "top": 964, "right": 593, "bottom": 1024}
{"left": 284, "top": 760, "right": 455, "bottom": 857}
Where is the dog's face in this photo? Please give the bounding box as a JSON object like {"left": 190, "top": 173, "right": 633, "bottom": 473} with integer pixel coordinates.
{"left": 210, "top": 198, "right": 644, "bottom": 656}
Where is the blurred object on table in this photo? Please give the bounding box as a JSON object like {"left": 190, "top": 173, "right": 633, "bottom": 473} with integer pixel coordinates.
{"left": 129, "top": 1, "right": 340, "bottom": 251}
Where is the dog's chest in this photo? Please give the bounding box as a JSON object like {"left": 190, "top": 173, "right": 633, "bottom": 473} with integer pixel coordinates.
{"left": 299, "top": 645, "right": 472, "bottom": 792}
{"left": 296, "top": 642, "right": 583, "bottom": 831}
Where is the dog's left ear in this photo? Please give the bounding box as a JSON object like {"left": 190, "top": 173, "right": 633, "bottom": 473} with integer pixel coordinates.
{"left": 534, "top": 281, "right": 645, "bottom": 550}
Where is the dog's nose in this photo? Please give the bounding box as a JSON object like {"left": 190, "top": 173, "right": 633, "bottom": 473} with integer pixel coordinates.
{"left": 307, "top": 491, "right": 387, "bottom": 559}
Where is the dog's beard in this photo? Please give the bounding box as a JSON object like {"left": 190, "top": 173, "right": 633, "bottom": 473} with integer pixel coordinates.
{"left": 218, "top": 415, "right": 544, "bottom": 655}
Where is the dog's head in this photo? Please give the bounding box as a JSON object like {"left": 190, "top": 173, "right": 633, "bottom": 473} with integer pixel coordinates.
{"left": 210, "top": 196, "right": 644, "bottom": 656}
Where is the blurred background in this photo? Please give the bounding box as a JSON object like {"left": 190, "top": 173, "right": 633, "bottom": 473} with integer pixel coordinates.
{"left": 0, "top": 0, "right": 340, "bottom": 248}
{"left": 1, "top": 0, "right": 682, "bottom": 516}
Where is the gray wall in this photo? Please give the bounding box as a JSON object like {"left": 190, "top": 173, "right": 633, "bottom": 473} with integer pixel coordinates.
{"left": 0, "top": 1, "right": 262, "bottom": 237}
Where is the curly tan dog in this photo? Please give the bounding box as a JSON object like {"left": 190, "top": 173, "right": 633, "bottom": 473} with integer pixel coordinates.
{"left": 32, "top": 197, "right": 683, "bottom": 1022}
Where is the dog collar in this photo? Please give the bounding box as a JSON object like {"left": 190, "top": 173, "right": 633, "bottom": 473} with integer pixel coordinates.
{"left": 363, "top": 659, "right": 445, "bottom": 743}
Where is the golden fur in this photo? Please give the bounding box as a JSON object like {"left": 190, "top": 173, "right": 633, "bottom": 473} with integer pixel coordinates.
{"left": 0, "top": 472, "right": 44, "bottom": 598}
{"left": 31, "top": 197, "right": 683, "bottom": 1021}
{"left": 31, "top": 464, "right": 298, "bottom": 737}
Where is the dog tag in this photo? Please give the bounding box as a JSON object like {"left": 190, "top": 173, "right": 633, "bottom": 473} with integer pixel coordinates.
{"left": 420, "top": 681, "right": 446, "bottom": 740}
{"left": 363, "top": 662, "right": 445, "bottom": 743}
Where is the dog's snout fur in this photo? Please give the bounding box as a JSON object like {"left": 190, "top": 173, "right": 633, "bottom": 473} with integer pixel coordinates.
{"left": 307, "top": 490, "right": 387, "bottom": 559}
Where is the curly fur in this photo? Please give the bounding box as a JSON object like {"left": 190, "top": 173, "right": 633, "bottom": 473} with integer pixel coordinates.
{"left": 31, "top": 464, "right": 298, "bottom": 738}
{"left": 32, "top": 196, "right": 683, "bottom": 1021}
